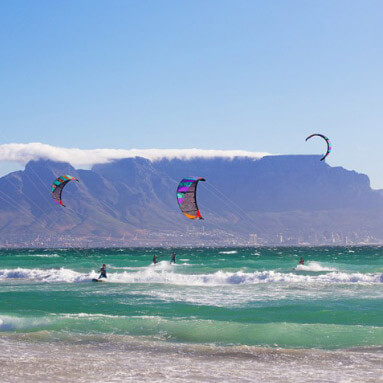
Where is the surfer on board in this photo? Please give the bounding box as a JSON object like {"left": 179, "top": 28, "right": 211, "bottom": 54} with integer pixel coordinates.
{"left": 153, "top": 255, "right": 159, "bottom": 264}
{"left": 170, "top": 252, "right": 176, "bottom": 264}
{"left": 299, "top": 257, "right": 304, "bottom": 265}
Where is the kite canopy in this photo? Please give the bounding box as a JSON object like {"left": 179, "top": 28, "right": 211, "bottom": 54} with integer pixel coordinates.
{"left": 51, "top": 175, "right": 79, "bottom": 207}
{"left": 176, "top": 177, "right": 205, "bottom": 219}
{"left": 305, "top": 133, "right": 332, "bottom": 161}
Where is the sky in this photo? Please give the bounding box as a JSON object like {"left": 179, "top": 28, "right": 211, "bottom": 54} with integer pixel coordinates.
{"left": 0, "top": 0, "right": 382, "bottom": 188}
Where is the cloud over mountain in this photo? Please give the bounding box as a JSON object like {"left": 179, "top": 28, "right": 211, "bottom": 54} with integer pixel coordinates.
{"left": 0, "top": 143, "right": 271, "bottom": 168}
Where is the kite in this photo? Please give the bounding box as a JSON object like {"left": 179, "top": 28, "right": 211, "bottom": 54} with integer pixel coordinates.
{"left": 176, "top": 177, "right": 205, "bottom": 219}
{"left": 51, "top": 175, "right": 79, "bottom": 207}
{"left": 305, "top": 133, "right": 331, "bottom": 161}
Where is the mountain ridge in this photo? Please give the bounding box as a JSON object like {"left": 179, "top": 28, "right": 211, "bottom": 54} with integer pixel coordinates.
{"left": 0, "top": 155, "right": 382, "bottom": 247}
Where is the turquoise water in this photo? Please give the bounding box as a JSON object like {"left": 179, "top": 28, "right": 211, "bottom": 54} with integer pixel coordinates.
{"left": 1, "top": 247, "right": 383, "bottom": 350}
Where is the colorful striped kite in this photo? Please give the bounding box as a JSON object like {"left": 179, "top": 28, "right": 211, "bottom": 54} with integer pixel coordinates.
{"left": 51, "top": 175, "right": 79, "bottom": 207}
{"left": 176, "top": 177, "right": 205, "bottom": 219}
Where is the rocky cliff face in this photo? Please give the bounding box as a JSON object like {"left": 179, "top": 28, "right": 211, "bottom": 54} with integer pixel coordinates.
{"left": 0, "top": 155, "right": 382, "bottom": 246}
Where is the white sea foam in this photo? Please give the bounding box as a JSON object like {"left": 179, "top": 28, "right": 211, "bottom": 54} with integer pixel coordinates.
{"left": 108, "top": 268, "right": 383, "bottom": 286}
{"left": 1, "top": 267, "right": 382, "bottom": 285}
{"left": 52, "top": 313, "right": 126, "bottom": 319}
{"left": 104, "top": 269, "right": 383, "bottom": 286}
{"left": 0, "top": 268, "right": 96, "bottom": 283}
{"left": 14, "top": 253, "right": 60, "bottom": 258}
{"left": 109, "top": 262, "right": 188, "bottom": 271}
{"left": 219, "top": 251, "right": 238, "bottom": 254}
{"left": 294, "top": 261, "right": 337, "bottom": 272}
{"left": 31, "top": 253, "right": 60, "bottom": 258}
{"left": 108, "top": 266, "right": 141, "bottom": 271}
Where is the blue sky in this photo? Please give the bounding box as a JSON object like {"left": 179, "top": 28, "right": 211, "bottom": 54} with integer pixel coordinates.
{"left": 1, "top": 0, "right": 382, "bottom": 187}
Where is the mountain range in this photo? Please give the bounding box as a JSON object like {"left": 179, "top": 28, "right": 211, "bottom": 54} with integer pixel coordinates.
{"left": 0, "top": 155, "right": 382, "bottom": 247}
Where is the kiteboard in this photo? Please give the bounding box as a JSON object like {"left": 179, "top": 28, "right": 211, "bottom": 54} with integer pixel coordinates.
{"left": 92, "top": 279, "right": 104, "bottom": 282}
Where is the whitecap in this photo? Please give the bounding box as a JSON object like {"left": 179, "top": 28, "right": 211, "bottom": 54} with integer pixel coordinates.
{"left": 294, "top": 261, "right": 337, "bottom": 272}
{"left": 1, "top": 267, "right": 381, "bottom": 286}
{"left": 0, "top": 268, "right": 96, "bottom": 283}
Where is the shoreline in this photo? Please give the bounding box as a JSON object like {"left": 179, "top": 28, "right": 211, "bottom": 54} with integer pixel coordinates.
{"left": 1, "top": 333, "right": 383, "bottom": 383}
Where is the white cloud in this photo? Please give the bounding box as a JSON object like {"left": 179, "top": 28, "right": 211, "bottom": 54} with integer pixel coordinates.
{"left": 0, "top": 143, "right": 271, "bottom": 168}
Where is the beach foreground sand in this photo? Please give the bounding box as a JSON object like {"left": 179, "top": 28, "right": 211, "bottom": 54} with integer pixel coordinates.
{"left": 1, "top": 334, "right": 383, "bottom": 383}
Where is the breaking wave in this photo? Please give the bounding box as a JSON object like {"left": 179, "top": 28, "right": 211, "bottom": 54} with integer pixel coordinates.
{"left": 0, "top": 268, "right": 96, "bottom": 283}
{"left": 1, "top": 267, "right": 382, "bottom": 285}
{"left": 2, "top": 314, "right": 383, "bottom": 351}
{"left": 0, "top": 315, "right": 51, "bottom": 331}
{"left": 294, "top": 261, "right": 337, "bottom": 272}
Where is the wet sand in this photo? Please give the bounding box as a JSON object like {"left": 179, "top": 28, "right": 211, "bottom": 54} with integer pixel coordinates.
{"left": 1, "top": 334, "right": 383, "bottom": 383}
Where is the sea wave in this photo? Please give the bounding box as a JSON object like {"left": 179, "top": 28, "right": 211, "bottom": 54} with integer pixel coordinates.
{"left": 14, "top": 253, "right": 60, "bottom": 258}
{"left": 1, "top": 267, "right": 382, "bottom": 285}
{"left": 0, "top": 315, "right": 51, "bottom": 331}
{"left": 2, "top": 314, "right": 383, "bottom": 350}
{"left": 0, "top": 268, "right": 96, "bottom": 283}
{"left": 294, "top": 261, "right": 337, "bottom": 272}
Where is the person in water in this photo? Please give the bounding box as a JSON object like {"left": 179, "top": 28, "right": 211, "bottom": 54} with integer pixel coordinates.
{"left": 299, "top": 257, "right": 304, "bottom": 265}
{"left": 153, "top": 255, "right": 158, "bottom": 264}
{"left": 98, "top": 264, "right": 107, "bottom": 279}
{"left": 170, "top": 252, "right": 176, "bottom": 264}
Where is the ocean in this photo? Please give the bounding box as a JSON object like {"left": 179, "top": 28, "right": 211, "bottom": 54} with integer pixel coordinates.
{"left": 1, "top": 247, "right": 383, "bottom": 382}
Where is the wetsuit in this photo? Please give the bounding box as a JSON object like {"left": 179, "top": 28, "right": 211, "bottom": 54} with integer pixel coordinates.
{"left": 170, "top": 254, "right": 176, "bottom": 264}
{"left": 98, "top": 268, "right": 107, "bottom": 279}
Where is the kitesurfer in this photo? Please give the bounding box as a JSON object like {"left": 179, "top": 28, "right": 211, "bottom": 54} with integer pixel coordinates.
{"left": 299, "top": 257, "right": 304, "bottom": 265}
{"left": 170, "top": 252, "right": 176, "bottom": 264}
{"left": 98, "top": 264, "right": 107, "bottom": 279}
{"left": 153, "top": 255, "right": 159, "bottom": 264}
